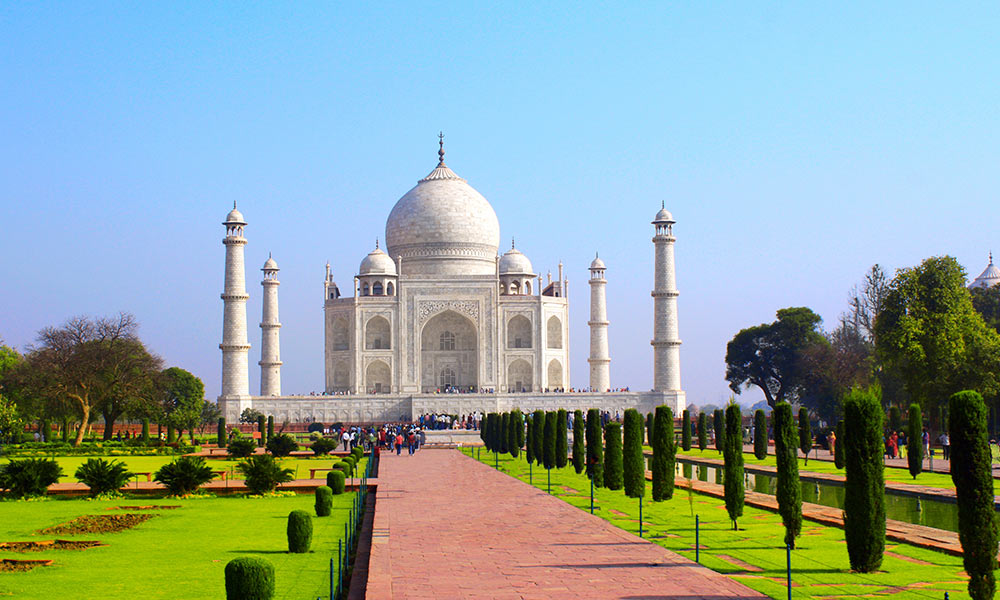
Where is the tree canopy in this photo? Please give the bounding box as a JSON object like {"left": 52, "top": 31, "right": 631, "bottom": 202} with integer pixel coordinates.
{"left": 160, "top": 367, "right": 205, "bottom": 438}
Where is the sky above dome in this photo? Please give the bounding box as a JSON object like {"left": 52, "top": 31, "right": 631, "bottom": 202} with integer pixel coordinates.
{"left": 1, "top": 3, "right": 998, "bottom": 408}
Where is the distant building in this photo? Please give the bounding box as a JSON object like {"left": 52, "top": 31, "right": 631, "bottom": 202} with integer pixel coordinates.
{"left": 969, "top": 253, "right": 1000, "bottom": 289}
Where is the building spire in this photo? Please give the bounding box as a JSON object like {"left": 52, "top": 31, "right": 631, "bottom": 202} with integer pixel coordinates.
{"left": 375, "top": 237, "right": 379, "bottom": 250}
{"left": 437, "top": 132, "right": 446, "bottom": 166}
{"left": 511, "top": 237, "right": 515, "bottom": 250}
{"left": 991, "top": 251, "right": 994, "bottom": 265}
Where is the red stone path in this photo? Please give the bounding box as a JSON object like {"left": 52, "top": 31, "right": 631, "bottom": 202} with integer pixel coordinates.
{"left": 365, "top": 449, "right": 767, "bottom": 599}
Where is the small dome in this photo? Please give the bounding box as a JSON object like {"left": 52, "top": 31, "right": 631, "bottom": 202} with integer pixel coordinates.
{"left": 590, "top": 255, "right": 606, "bottom": 270}
{"left": 224, "top": 204, "right": 246, "bottom": 225}
{"left": 652, "top": 206, "right": 674, "bottom": 224}
{"left": 970, "top": 254, "right": 1000, "bottom": 289}
{"left": 359, "top": 247, "right": 397, "bottom": 276}
{"left": 499, "top": 247, "right": 534, "bottom": 275}
{"left": 262, "top": 256, "right": 279, "bottom": 271}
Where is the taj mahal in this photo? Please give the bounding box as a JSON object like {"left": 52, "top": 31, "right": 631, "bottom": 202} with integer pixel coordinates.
{"left": 217, "top": 137, "right": 685, "bottom": 423}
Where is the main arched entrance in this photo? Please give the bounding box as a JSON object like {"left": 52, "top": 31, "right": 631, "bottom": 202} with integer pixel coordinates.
{"left": 420, "top": 310, "right": 478, "bottom": 392}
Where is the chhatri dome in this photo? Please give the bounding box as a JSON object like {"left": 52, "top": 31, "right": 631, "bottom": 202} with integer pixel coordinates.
{"left": 970, "top": 252, "right": 1000, "bottom": 289}
{"left": 384, "top": 134, "right": 501, "bottom": 275}
{"left": 499, "top": 241, "right": 534, "bottom": 275}
{"left": 359, "top": 241, "right": 397, "bottom": 276}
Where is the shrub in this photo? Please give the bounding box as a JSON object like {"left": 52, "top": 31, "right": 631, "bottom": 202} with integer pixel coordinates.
{"left": 326, "top": 470, "right": 346, "bottom": 494}
{"left": 556, "top": 409, "right": 568, "bottom": 468}
{"left": 532, "top": 411, "right": 545, "bottom": 465}
{"left": 334, "top": 461, "right": 351, "bottom": 476}
{"left": 888, "top": 405, "right": 902, "bottom": 434}
{"left": 652, "top": 405, "right": 675, "bottom": 501}
{"left": 798, "top": 407, "right": 812, "bottom": 464}
{"left": 0, "top": 458, "right": 63, "bottom": 498}
{"left": 239, "top": 455, "right": 294, "bottom": 495}
{"left": 723, "top": 403, "right": 744, "bottom": 530}
{"left": 315, "top": 485, "right": 333, "bottom": 516}
{"left": 713, "top": 409, "right": 725, "bottom": 453}
{"left": 623, "top": 409, "right": 645, "bottom": 499}
{"left": 949, "top": 390, "right": 999, "bottom": 600}
{"left": 681, "top": 409, "right": 691, "bottom": 452}
{"left": 834, "top": 420, "right": 845, "bottom": 469}
{"left": 141, "top": 418, "right": 150, "bottom": 444}
{"left": 225, "top": 557, "right": 274, "bottom": 600}
{"left": 543, "top": 411, "right": 557, "bottom": 470}
{"left": 228, "top": 437, "right": 257, "bottom": 458}
{"left": 603, "top": 422, "right": 623, "bottom": 490}
{"left": 843, "top": 386, "right": 885, "bottom": 573}
{"left": 155, "top": 456, "right": 214, "bottom": 495}
{"left": 307, "top": 422, "right": 324, "bottom": 434}
{"left": 266, "top": 416, "right": 274, "bottom": 446}
{"left": 525, "top": 419, "right": 534, "bottom": 463}
{"left": 697, "top": 412, "right": 708, "bottom": 451}
{"left": 74, "top": 458, "right": 134, "bottom": 496}
{"left": 287, "top": 510, "right": 312, "bottom": 553}
{"left": 217, "top": 418, "right": 226, "bottom": 447}
{"left": 166, "top": 424, "right": 176, "bottom": 444}
{"left": 508, "top": 410, "right": 521, "bottom": 458}
{"left": 907, "top": 404, "right": 922, "bottom": 479}
{"left": 351, "top": 446, "right": 364, "bottom": 460}
{"left": 773, "top": 402, "right": 802, "bottom": 549}
{"left": 266, "top": 433, "right": 298, "bottom": 457}
{"left": 310, "top": 437, "right": 337, "bottom": 456}
{"left": 753, "top": 409, "right": 768, "bottom": 460}
{"left": 585, "top": 408, "right": 604, "bottom": 486}
{"left": 572, "top": 410, "right": 585, "bottom": 474}
{"left": 257, "top": 415, "right": 266, "bottom": 447}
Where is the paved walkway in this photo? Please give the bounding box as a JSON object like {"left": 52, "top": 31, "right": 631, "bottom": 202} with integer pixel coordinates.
{"left": 366, "top": 449, "right": 766, "bottom": 600}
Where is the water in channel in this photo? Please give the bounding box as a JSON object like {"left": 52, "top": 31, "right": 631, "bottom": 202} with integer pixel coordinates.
{"left": 676, "top": 461, "right": 960, "bottom": 533}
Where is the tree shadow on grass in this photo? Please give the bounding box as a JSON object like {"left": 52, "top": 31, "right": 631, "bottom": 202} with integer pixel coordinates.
{"left": 227, "top": 550, "right": 296, "bottom": 554}
{"left": 519, "top": 562, "right": 689, "bottom": 569}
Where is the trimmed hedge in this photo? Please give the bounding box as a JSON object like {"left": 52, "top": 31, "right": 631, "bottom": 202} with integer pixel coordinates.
{"left": 798, "top": 407, "right": 812, "bottom": 464}
{"left": 723, "top": 403, "right": 744, "bottom": 530}
{"left": 543, "top": 411, "right": 557, "bottom": 470}
{"left": 603, "top": 422, "right": 623, "bottom": 490}
{"left": 315, "top": 486, "right": 333, "bottom": 516}
{"left": 713, "top": 409, "right": 724, "bottom": 453}
{"left": 681, "top": 409, "right": 691, "bottom": 452}
{"left": 697, "top": 412, "right": 708, "bottom": 451}
{"left": 651, "top": 405, "right": 675, "bottom": 501}
{"left": 556, "top": 409, "right": 568, "bottom": 469}
{"left": 773, "top": 402, "right": 802, "bottom": 549}
{"left": 508, "top": 410, "right": 521, "bottom": 458}
{"left": 585, "top": 408, "right": 603, "bottom": 486}
{"left": 326, "top": 470, "right": 346, "bottom": 494}
{"left": 572, "top": 410, "right": 585, "bottom": 474}
{"left": 286, "top": 510, "right": 312, "bottom": 553}
{"left": 843, "top": 386, "right": 885, "bottom": 573}
{"left": 532, "top": 411, "right": 545, "bottom": 466}
{"left": 334, "top": 461, "right": 352, "bottom": 477}
{"left": 623, "top": 409, "right": 645, "bottom": 499}
{"left": 225, "top": 557, "right": 274, "bottom": 600}
{"left": 753, "top": 409, "right": 767, "bottom": 460}
{"left": 217, "top": 418, "right": 226, "bottom": 447}
{"left": 500, "top": 413, "right": 510, "bottom": 454}
{"left": 525, "top": 419, "right": 535, "bottom": 464}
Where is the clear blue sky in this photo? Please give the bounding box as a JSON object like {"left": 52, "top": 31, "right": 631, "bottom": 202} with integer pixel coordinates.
{"left": 2, "top": 3, "right": 998, "bottom": 408}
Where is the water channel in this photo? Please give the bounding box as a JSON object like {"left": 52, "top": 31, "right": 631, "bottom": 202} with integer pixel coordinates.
{"left": 674, "top": 460, "right": 962, "bottom": 533}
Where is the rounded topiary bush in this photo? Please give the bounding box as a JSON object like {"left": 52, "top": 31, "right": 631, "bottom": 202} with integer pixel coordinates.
{"left": 352, "top": 446, "right": 364, "bottom": 459}
{"left": 287, "top": 510, "right": 313, "bottom": 553}
{"left": 334, "top": 461, "right": 351, "bottom": 476}
{"left": 326, "top": 469, "right": 346, "bottom": 494}
{"left": 225, "top": 556, "right": 275, "bottom": 600}
{"left": 315, "top": 485, "right": 333, "bottom": 516}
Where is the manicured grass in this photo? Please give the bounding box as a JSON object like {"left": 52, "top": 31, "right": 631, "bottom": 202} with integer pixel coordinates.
{"left": 0, "top": 492, "right": 354, "bottom": 599}
{"left": 464, "top": 447, "right": 971, "bottom": 600}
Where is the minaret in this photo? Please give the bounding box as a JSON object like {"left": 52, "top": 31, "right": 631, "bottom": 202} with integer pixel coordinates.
{"left": 588, "top": 254, "right": 610, "bottom": 392}
{"left": 259, "top": 254, "right": 282, "bottom": 396}
{"left": 220, "top": 203, "right": 251, "bottom": 404}
{"left": 651, "top": 203, "right": 682, "bottom": 391}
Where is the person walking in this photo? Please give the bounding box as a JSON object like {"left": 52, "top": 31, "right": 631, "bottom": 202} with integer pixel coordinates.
{"left": 395, "top": 432, "right": 404, "bottom": 455}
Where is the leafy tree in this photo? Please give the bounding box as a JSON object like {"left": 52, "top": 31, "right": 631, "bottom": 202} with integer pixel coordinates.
{"left": 160, "top": 367, "right": 205, "bottom": 442}
{"left": 713, "top": 409, "right": 724, "bottom": 453}
{"left": 798, "top": 407, "right": 812, "bottom": 464}
{"left": 907, "top": 404, "right": 922, "bottom": 479}
{"left": 572, "top": 410, "right": 585, "bottom": 474}
{"left": 201, "top": 401, "right": 223, "bottom": 435}
{"left": 726, "top": 307, "right": 828, "bottom": 408}
{"left": 75, "top": 458, "right": 134, "bottom": 496}
{"left": 875, "top": 256, "right": 1000, "bottom": 424}
{"left": 603, "top": 421, "right": 623, "bottom": 490}
{"left": 95, "top": 338, "right": 161, "bottom": 440}
{"left": 949, "top": 390, "right": 1000, "bottom": 600}
{"left": 773, "top": 402, "right": 802, "bottom": 548}
{"left": 585, "top": 408, "right": 603, "bottom": 486}
{"left": 753, "top": 409, "right": 767, "bottom": 459}
{"left": 888, "top": 406, "right": 901, "bottom": 433}
{"left": 681, "top": 409, "right": 691, "bottom": 451}
{"left": 239, "top": 455, "right": 294, "bottom": 495}
{"left": 240, "top": 407, "right": 263, "bottom": 424}
{"left": 970, "top": 283, "right": 1000, "bottom": 334}
{"left": 651, "top": 405, "right": 675, "bottom": 501}
{"left": 556, "top": 409, "right": 568, "bottom": 468}
{"left": 697, "top": 412, "right": 708, "bottom": 450}
{"left": 0, "top": 396, "right": 24, "bottom": 444}
{"left": 843, "top": 386, "right": 885, "bottom": 572}
{"left": 623, "top": 409, "right": 645, "bottom": 499}
{"left": 723, "top": 403, "right": 744, "bottom": 529}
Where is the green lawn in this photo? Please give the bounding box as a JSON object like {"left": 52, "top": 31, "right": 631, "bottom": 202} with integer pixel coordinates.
{"left": 464, "top": 447, "right": 971, "bottom": 600}
{"left": 0, "top": 492, "right": 355, "bottom": 599}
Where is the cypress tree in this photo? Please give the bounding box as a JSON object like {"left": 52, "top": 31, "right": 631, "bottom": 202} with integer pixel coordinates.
{"left": 167, "top": 423, "right": 176, "bottom": 444}
{"left": 572, "top": 410, "right": 585, "bottom": 474}
{"left": 646, "top": 412, "right": 654, "bottom": 446}
{"left": 888, "top": 405, "right": 902, "bottom": 434}
{"left": 525, "top": 418, "right": 534, "bottom": 464}
{"left": 652, "top": 405, "right": 675, "bottom": 501}
{"left": 509, "top": 410, "right": 522, "bottom": 458}
{"left": 141, "top": 419, "right": 149, "bottom": 444}
{"left": 773, "top": 402, "right": 802, "bottom": 548}
{"left": 556, "top": 409, "right": 568, "bottom": 468}
{"left": 543, "top": 411, "right": 557, "bottom": 470}
{"left": 713, "top": 408, "right": 725, "bottom": 454}
{"left": 515, "top": 409, "right": 525, "bottom": 449}
{"left": 257, "top": 415, "right": 266, "bottom": 447}
{"left": 483, "top": 413, "right": 492, "bottom": 452}
{"left": 723, "top": 403, "right": 744, "bottom": 530}
{"left": 500, "top": 413, "right": 510, "bottom": 454}
{"left": 697, "top": 412, "right": 708, "bottom": 451}
{"left": 490, "top": 413, "right": 501, "bottom": 453}
{"left": 266, "top": 415, "right": 274, "bottom": 446}
{"left": 603, "top": 422, "right": 623, "bottom": 490}
{"left": 907, "top": 404, "right": 922, "bottom": 479}
{"left": 949, "top": 390, "right": 1000, "bottom": 600}
{"left": 623, "top": 409, "right": 645, "bottom": 499}
{"left": 62, "top": 417, "right": 70, "bottom": 443}
{"left": 834, "top": 420, "right": 845, "bottom": 469}
{"left": 798, "top": 407, "right": 811, "bottom": 464}
{"left": 217, "top": 417, "right": 226, "bottom": 447}
{"left": 586, "top": 408, "right": 604, "bottom": 487}
{"left": 843, "top": 386, "right": 885, "bottom": 573}
{"left": 753, "top": 409, "right": 767, "bottom": 460}
{"left": 681, "top": 409, "right": 691, "bottom": 452}
{"left": 532, "top": 410, "right": 545, "bottom": 465}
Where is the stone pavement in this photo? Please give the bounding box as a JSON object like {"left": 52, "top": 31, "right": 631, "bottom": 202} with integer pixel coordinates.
{"left": 365, "top": 449, "right": 766, "bottom": 600}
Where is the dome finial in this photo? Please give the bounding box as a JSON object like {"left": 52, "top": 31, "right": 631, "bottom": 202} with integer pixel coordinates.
{"left": 991, "top": 251, "right": 994, "bottom": 264}
{"left": 437, "top": 131, "right": 446, "bottom": 166}
{"left": 511, "top": 237, "right": 515, "bottom": 250}
{"left": 375, "top": 237, "right": 379, "bottom": 250}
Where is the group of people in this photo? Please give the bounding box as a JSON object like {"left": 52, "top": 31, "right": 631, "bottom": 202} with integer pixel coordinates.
{"left": 376, "top": 424, "right": 425, "bottom": 455}
{"left": 418, "top": 413, "right": 481, "bottom": 430}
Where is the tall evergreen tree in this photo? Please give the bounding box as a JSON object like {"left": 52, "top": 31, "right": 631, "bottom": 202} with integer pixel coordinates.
{"left": 697, "top": 412, "right": 708, "bottom": 451}
{"left": 773, "top": 402, "right": 802, "bottom": 548}
{"left": 713, "top": 408, "right": 725, "bottom": 453}
{"left": 834, "top": 420, "right": 845, "bottom": 469}
{"left": 681, "top": 409, "right": 691, "bottom": 451}
{"left": 623, "top": 409, "right": 645, "bottom": 499}
{"left": 723, "top": 403, "right": 744, "bottom": 529}
{"left": 514, "top": 409, "right": 525, "bottom": 450}
{"left": 508, "top": 411, "right": 521, "bottom": 458}
{"left": 646, "top": 412, "right": 654, "bottom": 446}
{"left": 798, "top": 407, "right": 811, "bottom": 464}
{"left": 500, "top": 412, "right": 510, "bottom": 454}
{"left": 543, "top": 411, "right": 557, "bottom": 471}
{"left": 843, "top": 386, "right": 885, "bottom": 573}
{"left": 753, "top": 409, "right": 768, "bottom": 460}
{"left": 525, "top": 418, "right": 534, "bottom": 463}
{"left": 556, "top": 409, "right": 568, "bottom": 468}
{"left": 907, "top": 404, "right": 922, "bottom": 479}
{"left": 949, "top": 390, "right": 1000, "bottom": 600}
{"left": 572, "top": 410, "right": 585, "bottom": 474}
{"left": 217, "top": 417, "right": 226, "bottom": 447}
{"left": 532, "top": 410, "right": 545, "bottom": 465}
{"left": 603, "top": 421, "right": 623, "bottom": 490}
{"left": 652, "top": 405, "right": 676, "bottom": 501}
{"left": 888, "top": 405, "right": 902, "bottom": 433}
{"left": 586, "top": 408, "right": 604, "bottom": 486}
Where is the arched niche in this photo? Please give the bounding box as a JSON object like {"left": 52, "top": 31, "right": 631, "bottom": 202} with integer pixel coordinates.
{"left": 366, "top": 360, "right": 391, "bottom": 394}
{"left": 332, "top": 318, "right": 350, "bottom": 351}
{"left": 507, "top": 359, "right": 533, "bottom": 392}
{"left": 420, "top": 310, "right": 477, "bottom": 392}
{"left": 546, "top": 316, "right": 562, "bottom": 349}
{"left": 547, "top": 359, "right": 563, "bottom": 389}
{"left": 365, "top": 316, "right": 391, "bottom": 349}
{"left": 507, "top": 315, "right": 532, "bottom": 349}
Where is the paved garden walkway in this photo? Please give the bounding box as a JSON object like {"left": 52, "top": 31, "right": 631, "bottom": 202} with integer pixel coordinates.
{"left": 365, "top": 449, "right": 766, "bottom": 599}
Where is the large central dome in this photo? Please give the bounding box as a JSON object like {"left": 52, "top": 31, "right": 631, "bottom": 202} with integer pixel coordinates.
{"left": 385, "top": 152, "right": 501, "bottom": 276}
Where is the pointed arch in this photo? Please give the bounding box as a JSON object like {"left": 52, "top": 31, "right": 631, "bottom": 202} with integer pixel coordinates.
{"left": 546, "top": 316, "right": 563, "bottom": 349}
{"left": 365, "top": 315, "right": 391, "bottom": 349}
